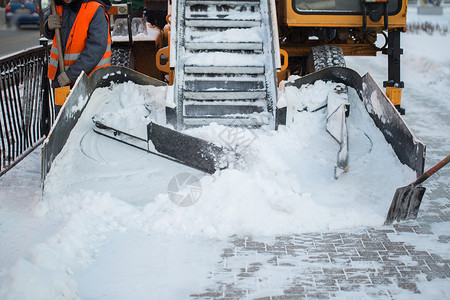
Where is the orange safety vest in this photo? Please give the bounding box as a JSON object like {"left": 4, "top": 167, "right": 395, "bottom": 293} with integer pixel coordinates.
{"left": 48, "top": 2, "right": 111, "bottom": 80}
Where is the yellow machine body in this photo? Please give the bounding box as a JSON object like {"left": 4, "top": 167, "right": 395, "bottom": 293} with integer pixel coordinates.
{"left": 279, "top": 0, "right": 407, "bottom": 29}
{"left": 277, "top": 0, "right": 407, "bottom": 57}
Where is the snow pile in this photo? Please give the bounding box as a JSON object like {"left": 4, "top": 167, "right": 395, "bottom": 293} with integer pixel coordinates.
{"left": 283, "top": 80, "right": 334, "bottom": 112}
{"left": 38, "top": 78, "right": 415, "bottom": 240}
{"left": 0, "top": 192, "right": 136, "bottom": 300}
{"left": 92, "top": 82, "right": 167, "bottom": 139}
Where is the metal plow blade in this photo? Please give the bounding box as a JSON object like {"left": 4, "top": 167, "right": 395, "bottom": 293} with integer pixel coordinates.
{"left": 93, "top": 120, "right": 235, "bottom": 174}
{"left": 286, "top": 66, "right": 425, "bottom": 178}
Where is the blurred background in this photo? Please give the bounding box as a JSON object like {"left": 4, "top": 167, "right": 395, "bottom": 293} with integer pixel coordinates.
{"left": 0, "top": 0, "right": 49, "bottom": 56}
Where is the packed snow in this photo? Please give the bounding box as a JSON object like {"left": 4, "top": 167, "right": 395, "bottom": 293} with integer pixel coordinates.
{"left": 111, "top": 21, "right": 162, "bottom": 42}
{"left": 0, "top": 4, "right": 449, "bottom": 300}
{"left": 191, "top": 28, "right": 264, "bottom": 43}
{"left": 40, "top": 76, "right": 415, "bottom": 239}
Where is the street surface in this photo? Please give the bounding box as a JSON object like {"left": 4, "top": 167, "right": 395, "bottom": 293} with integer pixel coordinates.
{"left": 0, "top": 25, "right": 42, "bottom": 57}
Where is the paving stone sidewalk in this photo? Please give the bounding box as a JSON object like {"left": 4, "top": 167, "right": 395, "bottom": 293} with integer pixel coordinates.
{"left": 191, "top": 170, "right": 449, "bottom": 299}
{"left": 189, "top": 84, "right": 450, "bottom": 299}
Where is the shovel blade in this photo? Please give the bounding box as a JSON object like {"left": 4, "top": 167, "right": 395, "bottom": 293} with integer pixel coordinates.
{"left": 385, "top": 185, "right": 426, "bottom": 225}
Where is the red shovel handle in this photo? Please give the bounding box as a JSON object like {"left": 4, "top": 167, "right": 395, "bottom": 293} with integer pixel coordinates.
{"left": 415, "top": 155, "right": 450, "bottom": 186}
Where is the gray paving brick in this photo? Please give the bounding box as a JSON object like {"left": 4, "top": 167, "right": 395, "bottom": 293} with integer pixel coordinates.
{"left": 266, "top": 245, "right": 287, "bottom": 254}
{"left": 427, "top": 263, "right": 450, "bottom": 276}
{"left": 221, "top": 248, "right": 235, "bottom": 258}
{"left": 306, "top": 292, "right": 332, "bottom": 299}
{"left": 369, "top": 275, "right": 394, "bottom": 285}
{"left": 341, "top": 278, "right": 372, "bottom": 285}
{"left": 272, "top": 295, "right": 307, "bottom": 300}
{"left": 439, "top": 215, "right": 450, "bottom": 221}
{"left": 334, "top": 246, "right": 359, "bottom": 255}
{"left": 338, "top": 284, "right": 362, "bottom": 292}
{"left": 283, "top": 286, "right": 306, "bottom": 295}
{"left": 245, "top": 241, "right": 266, "bottom": 251}
{"left": 275, "top": 236, "right": 294, "bottom": 243}
{"left": 382, "top": 243, "right": 408, "bottom": 251}
{"left": 329, "top": 256, "right": 352, "bottom": 264}
{"left": 248, "top": 262, "right": 262, "bottom": 273}
{"left": 308, "top": 255, "right": 331, "bottom": 263}
{"left": 421, "top": 215, "right": 444, "bottom": 222}
{"left": 393, "top": 224, "right": 416, "bottom": 233}
{"left": 362, "top": 241, "right": 387, "bottom": 250}
{"left": 191, "top": 290, "right": 223, "bottom": 298}
{"left": 322, "top": 267, "right": 345, "bottom": 275}
{"left": 364, "top": 288, "right": 392, "bottom": 299}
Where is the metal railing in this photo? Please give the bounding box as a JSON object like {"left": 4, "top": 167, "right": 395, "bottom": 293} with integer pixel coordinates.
{"left": 0, "top": 39, "right": 54, "bottom": 176}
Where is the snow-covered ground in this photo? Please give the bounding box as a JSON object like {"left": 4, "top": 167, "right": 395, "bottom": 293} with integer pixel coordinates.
{"left": 0, "top": 4, "right": 449, "bottom": 299}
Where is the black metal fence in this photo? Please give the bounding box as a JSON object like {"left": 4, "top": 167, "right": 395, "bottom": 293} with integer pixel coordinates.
{"left": 0, "top": 40, "right": 55, "bottom": 176}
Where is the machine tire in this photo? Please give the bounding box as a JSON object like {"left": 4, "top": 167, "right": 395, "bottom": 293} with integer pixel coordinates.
{"left": 111, "top": 45, "right": 131, "bottom": 68}
{"left": 307, "top": 45, "right": 346, "bottom": 73}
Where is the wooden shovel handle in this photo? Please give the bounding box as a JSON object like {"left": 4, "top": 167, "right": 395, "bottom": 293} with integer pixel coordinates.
{"left": 415, "top": 155, "right": 450, "bottom": 186}
{"left": 51, "top": 0, "right": 65, "bottom": 72}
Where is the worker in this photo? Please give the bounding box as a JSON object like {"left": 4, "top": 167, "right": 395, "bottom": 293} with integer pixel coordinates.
{"left": 43, "top": 0, "right": 112, "bottom": 89}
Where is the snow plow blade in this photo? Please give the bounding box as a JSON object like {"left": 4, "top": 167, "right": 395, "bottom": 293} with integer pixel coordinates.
{"left": 286, "top": 66, "right": 426, "bottom": 177}
{"left": 147, "top": 122, "right": 232, "bottom": 173}
{"left": 42, "top": 66, "right": 166, "bottom": 185}
{"left": 93, "top": 120, "right": 233, "bottom": 174}
{"left": 41, "top": 66, "right": 235, "bottom": 188}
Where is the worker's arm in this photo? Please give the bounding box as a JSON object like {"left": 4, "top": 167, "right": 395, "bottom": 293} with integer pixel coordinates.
{"left": 65, "top": 7, "right": 109, "bottom": 83}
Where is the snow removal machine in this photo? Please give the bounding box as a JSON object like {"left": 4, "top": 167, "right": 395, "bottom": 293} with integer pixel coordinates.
{"left": 41, "top": 0, "right": 426, "bottom": 221}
